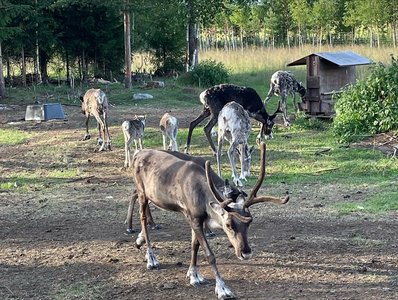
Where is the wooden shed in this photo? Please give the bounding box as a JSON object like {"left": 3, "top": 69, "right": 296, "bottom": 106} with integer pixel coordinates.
{"left": 287, "top": 51, "right": 372, "bottom": 117}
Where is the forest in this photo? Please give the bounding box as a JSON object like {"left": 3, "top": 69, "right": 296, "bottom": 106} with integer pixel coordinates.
{"left": 0, "top": 0, "right": 397, "bottom": 96}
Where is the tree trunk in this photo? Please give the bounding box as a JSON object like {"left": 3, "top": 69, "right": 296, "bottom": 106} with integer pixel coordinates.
{"left": 124, "top": 0, "right": 132, "bottom": 89}
{"left": 186, "top": 22, "right": 199, "bottom": 71}
{"left": 21, "top": 47, "right": 26, "bottom": 87}
{"left": 0, "top": 43, "right": 6, "bottom": 98}
{"left": 186, "top": 0, "right": 199, "bottom": 72}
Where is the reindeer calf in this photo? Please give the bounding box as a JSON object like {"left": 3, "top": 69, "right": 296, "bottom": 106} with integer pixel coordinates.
{"left": 122, "top": 115, "right": 146, "bottom": 168}
{"left": 264, "top": 70, "right": 306, "bottom": 126}
{"left": 159, "top": 113, "right": 179, "bottom": 151}
{"left": 217, "top": 102, "right": 252, "bottom": 187}
{"left": 80, "top": 88, "right": 111, "bottom": 151}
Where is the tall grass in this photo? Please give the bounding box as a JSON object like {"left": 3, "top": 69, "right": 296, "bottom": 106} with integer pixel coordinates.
{"left": 200, "top": 45, "right": 396, "bottom": 93}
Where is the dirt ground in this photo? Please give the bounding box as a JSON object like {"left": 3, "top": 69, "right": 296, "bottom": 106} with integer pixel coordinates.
{"left": 1, "top": 104, "right": 397, "bottom": 300}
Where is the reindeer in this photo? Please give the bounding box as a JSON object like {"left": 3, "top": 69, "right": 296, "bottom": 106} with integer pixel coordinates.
{"left": 125, "top": 150, "right": 243, "bottom": 234}
{"left": 217, "top": 102, "right": 252, "bottom": 187}
{"left": 159, "top": 113, "right": 179, "bottom": 151}
{"left": 264, "top": 70, "right": 306, "bottom": 126}
{"left": 132, "top": 143, "right": 289, "bottom": 299}
{"left": 185, "top": 84, "right": 280, "bottom": 155}
{"left": 80, "top": 89, "right": 111, "bottom": 151}
{"left": 122, "top": 115, "right": 146, "bottom": 168}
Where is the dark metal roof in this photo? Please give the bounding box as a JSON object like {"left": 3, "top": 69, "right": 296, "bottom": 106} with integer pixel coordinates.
{"left": 287, "top": 51, "right": 373, "bottom": 67}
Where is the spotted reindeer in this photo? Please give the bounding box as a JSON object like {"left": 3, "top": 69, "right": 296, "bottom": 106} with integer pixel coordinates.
{"left": 80, "top": 88, "right": 111, "bottom": 151}
{"left": 264, "top": 71, "right": 306, "bottom": 126}
{"left": 217, "top": 101, "right": 253, "bottom": 187}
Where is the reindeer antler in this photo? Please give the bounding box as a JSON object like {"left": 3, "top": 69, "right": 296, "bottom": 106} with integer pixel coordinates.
{"left": 245, "top": 142, "right": 266, "bottom": 205}
{"left": 205, "top": 161, "right": 232, "bottom": 208}
{"left": 245, "top": 142, "right": 290, "bottom": 208}
{"left": 245, "top": 194, "right": 289, "bottom": 208}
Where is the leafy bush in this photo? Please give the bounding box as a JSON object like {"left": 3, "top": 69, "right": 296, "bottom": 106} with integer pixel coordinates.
{"left": 189, "top": 59, "right": 230, "bottom": 87}
{"left": 332, "top": 56, "right": 398, "bottom": 142}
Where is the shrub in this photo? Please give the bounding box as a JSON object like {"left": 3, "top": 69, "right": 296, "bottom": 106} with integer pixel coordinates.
{"left": 332, "top": 56, "right": 398, "bottom": 143}
{"left": 189, "top": 59, "right": 230, "bottom": 88}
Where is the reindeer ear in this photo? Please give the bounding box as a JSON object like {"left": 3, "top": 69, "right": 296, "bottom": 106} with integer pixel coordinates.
{"left": 210, "top": 202, "right": 225, "bottom": 216}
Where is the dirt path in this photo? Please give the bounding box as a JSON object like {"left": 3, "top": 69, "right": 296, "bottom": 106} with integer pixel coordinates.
{"left": 1, "top": 105, "right": 397, "bottom": 300}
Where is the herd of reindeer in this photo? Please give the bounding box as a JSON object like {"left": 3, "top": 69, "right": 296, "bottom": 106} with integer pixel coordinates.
{"left": 79, "top": 70, "right": 306, "bottom": 299}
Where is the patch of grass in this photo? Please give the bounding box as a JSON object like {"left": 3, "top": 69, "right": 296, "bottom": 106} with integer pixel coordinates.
{"left": 337, "top": 190, "right": 398, "bottom": 215}
{"left": 54, "top": 282, "right": 102, "bottom": 300}
{"left": 0, "top": 128, "right": 31, "bottom": 145}
{"left": 0, "top": 168, "right": 80, "bottom": 191}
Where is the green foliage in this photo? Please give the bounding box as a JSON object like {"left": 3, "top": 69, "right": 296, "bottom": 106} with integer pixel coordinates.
{"left": 332, "top": 56, "right": 398, "bottom": 142}
{"left": 189, "top": 59, "right": 230, "bottom": 87}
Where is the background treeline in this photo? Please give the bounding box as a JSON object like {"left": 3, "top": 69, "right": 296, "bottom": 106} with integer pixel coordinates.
{"left": 0, "top": 0, "right": 397, "bottom": 87}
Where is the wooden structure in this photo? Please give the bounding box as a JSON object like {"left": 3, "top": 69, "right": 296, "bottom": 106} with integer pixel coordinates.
{"left": 287, "top": 51, "right": 372, "bottom": 117}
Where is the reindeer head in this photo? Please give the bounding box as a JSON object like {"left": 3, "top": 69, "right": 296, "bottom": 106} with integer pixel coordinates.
{"left": 205, "top": 142, "right": 289, "bottom": 260}
{"left": 297, "top": 82, "right": 307, "bottom": 99}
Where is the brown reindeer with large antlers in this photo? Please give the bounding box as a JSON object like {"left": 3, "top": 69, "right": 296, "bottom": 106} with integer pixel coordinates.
{"left": 131, "top": 143, "right": 288, "bottom": 299}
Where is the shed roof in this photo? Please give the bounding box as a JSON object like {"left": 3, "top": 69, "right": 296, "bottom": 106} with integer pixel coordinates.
{"left": 287, "top": 51, "right": 373, "bottom": 67}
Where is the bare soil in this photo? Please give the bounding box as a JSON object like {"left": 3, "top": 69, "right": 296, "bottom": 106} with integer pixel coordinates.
{"left": 1, "top": 104, "right": 397, "bottom": 300}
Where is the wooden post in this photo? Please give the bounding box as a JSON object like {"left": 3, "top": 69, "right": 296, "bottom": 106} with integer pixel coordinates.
{"left": 124, "top": 0, "right": 132, "bottom": 89}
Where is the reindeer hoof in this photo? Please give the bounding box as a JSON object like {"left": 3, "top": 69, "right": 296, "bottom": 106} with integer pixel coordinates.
{"left": 151, "top": 224, "right": 161, "bottom": 230}
{"left": 206, "top": 231, "right": 216, "bottom": 238}
{"left": 125, "top": 228, "right": 136, "bottom": 235}
{"left": 83, "top": 134, "right": 91, "bottom": 141}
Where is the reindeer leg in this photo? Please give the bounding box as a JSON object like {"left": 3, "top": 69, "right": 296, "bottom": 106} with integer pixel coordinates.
{"left": 92, "top": 112, "right": 106, "bottom": 151}
{"left": 137, "top": 194, "right": 159, "bottom": 270}
{"left": 83, "top": 115, "right": 91, "bottom": 140}
{"left": 147, "top": 203, "right": 160, "bottom": 230}
{"left": 292, "top": 93, "right": 299, "bottom": 113}
{"left": 189, "top": 218, "right": 235, "bottom": 299}
{"left": 125, "top": 190, "right": 137, "bottom": 234}
{"left": 216, "top": 136, "right": 224, "bottom": 177}
{"left": 187, "top": 228, "right": 208, "bottom": 286}
{"left": 103, "top": 111, "right": 111, "bottom": 150}
{"left": 162, "top": 134, "right": 167, "bottom": 150}
{"left": 280, "top": 95, "right": 290, "bottom": 127}
{"left": 185, "top": 108, "right": 210, "bottom": 154}
{"left": 228, "top": 140, "right": 242, "bottom": 187}
{"left": 239, "top": 143, "right": 249, "bottom": 182}
{"left": 124, "top": 137, "right": 132, "bottom": 168}
{"left": 204, "top": 117, "right": 218, "bottom": 155}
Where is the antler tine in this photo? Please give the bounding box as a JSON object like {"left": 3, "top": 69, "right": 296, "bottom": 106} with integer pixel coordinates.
{"left": 245, "top": 194, "right": 289, "bottom": 208}
{"left": 205, "top": 160, "right": 228, "bottom": 206}
{"left": 246, "top": 142, "right": 266, "bottom": 204}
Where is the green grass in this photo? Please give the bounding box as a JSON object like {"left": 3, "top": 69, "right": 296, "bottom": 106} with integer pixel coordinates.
{"left": 0, "top": 168, "right": 81, "bottom": 191}
{"left": 0, "top": 128, "right": 31, "bottom": 145}
{"left": 337, "top": 190, "right": 398, "bottom": 215}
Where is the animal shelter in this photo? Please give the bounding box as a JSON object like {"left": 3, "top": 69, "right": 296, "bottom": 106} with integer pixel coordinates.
{"left": 287, "top": 50, "right": 372, "bottom": 117}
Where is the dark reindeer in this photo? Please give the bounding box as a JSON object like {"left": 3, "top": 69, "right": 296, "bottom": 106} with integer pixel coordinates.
{"left": 80, "top": 88, "right": 111, "bottom": 151}
{"left": 264, "top": 70, "right": 306, "bottom": 126}
{"left": 131, "top": 143, "right": 289, "bottom": 299}
{"left": 185, "top": 84, "right": 280, "bottom": 155}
